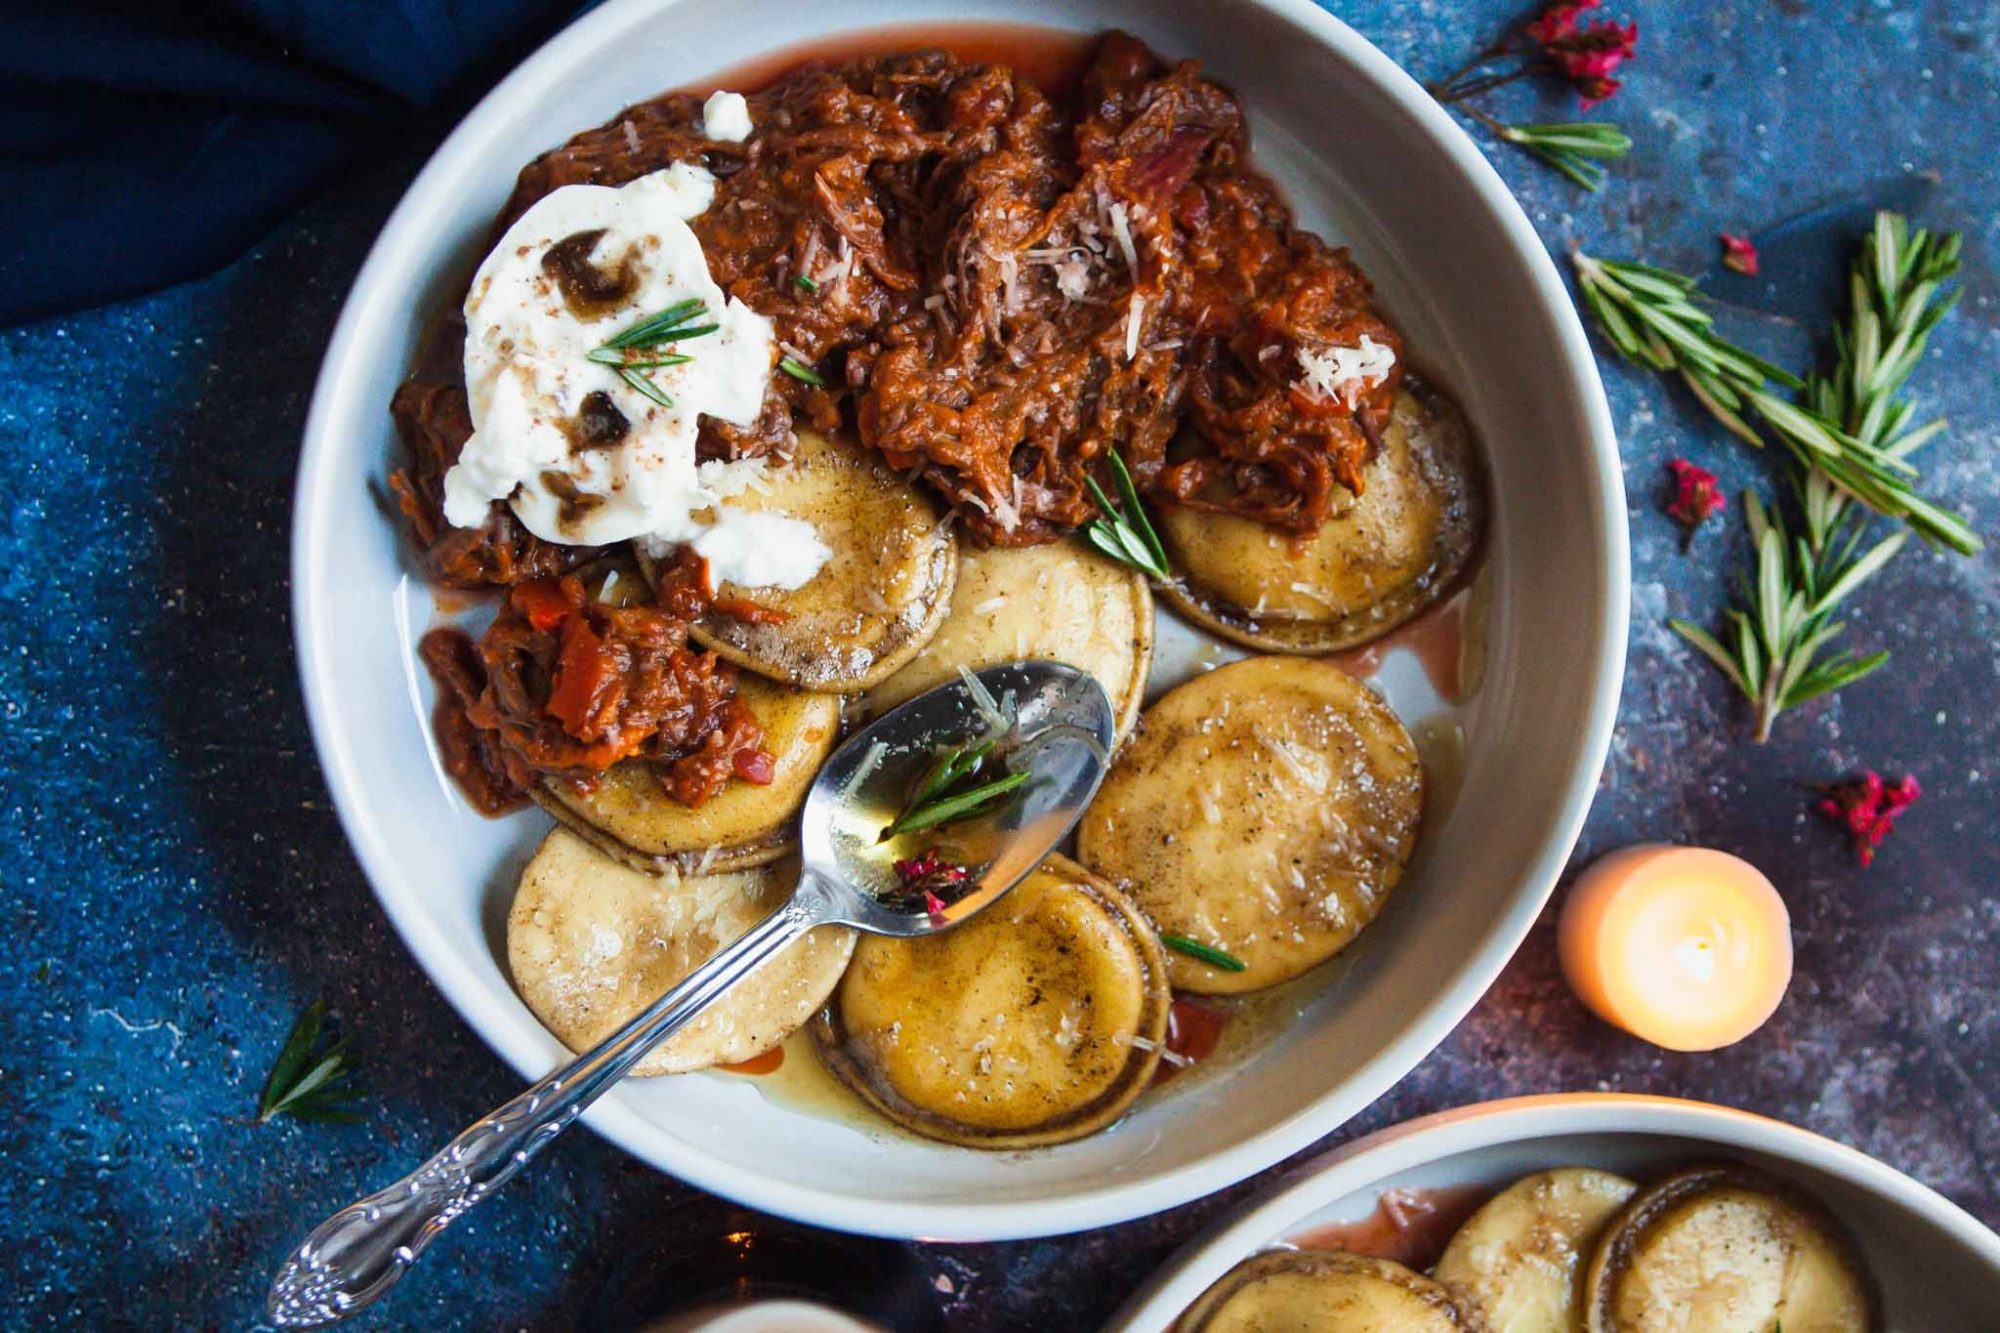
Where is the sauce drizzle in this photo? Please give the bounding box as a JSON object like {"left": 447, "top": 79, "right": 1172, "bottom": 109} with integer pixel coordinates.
{"left": 720, "top": 1045, "right": 787, "bottom": 1077}
{"left": 1330, "top": 582, "right": 1474, "bottom": 701}
{"left": 1289, "top": 1185, "right": 1490, "bottom": 1272}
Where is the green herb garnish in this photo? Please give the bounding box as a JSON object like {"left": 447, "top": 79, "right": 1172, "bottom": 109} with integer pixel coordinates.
{"left": 592, "top": 300, "right": 717, "bottom": 408}
{"left": 1496, "top": 121, "right": 1633, "bottom": 191}
{"left": 257, "top": 1000, "right": 363, "bottom": 1125}
{"left": 1161, "top": 933, "right": 1248, "bottom": 972}
{"left": 1573, "top": 225, "right": 1975, "bottom": 553}
{"left": 886, "top": 771, "right": 1029, "bottom": 837}
{"left": 792, "top": 274, "right": 820, "bottom": 294}
{"left": 1084, "top": 450, "right": 1172, "bottom": 580}
{"left": 600, "top": 298, "right": 709, "bottom": 349}
{"left": 779, "top": 356, "right": 828, "bottom": 387}
{"left": 883, "top": 735, "right": 1028, "bottom": 838}
{"left": 1577, "top": 212, "right": 1976, "bottom": 740}
{"left": 586, "top": 348, "right": 693, "bottom": 370}
{"left": 616, "top": 367, "right": 675, "bottom": 409}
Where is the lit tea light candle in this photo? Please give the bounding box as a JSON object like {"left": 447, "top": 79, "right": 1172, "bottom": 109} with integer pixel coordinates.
{"left": 1557, "top": 844, "right": 1792, "bottom": 1052}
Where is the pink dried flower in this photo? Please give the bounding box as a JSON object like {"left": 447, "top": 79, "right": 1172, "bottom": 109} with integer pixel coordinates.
{"left": 1527, "top": 3, "right": 1639, "bottom": 107}
{"left": 1524, "top": 0, "right": 1601, "bottom": 44}
{"left": 1720, "top": 233, "right": 1761, "bottom": 276}
{"left": 1815, "top": 770, "right": 1921, "bottom": 867}
{"left": 1665, "top": 458, "right": 1724, "bottom": 545}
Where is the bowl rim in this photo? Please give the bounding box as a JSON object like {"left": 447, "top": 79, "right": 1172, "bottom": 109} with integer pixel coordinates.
{"left": 290, "top": 0, "right": 1630, "bottom": 1240}
{"left": 1105, "top": 1092, "right": 2000, "bottom": 1329}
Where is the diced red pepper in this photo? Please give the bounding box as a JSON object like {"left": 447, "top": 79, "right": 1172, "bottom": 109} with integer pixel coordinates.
{"left": 511, "top": 578, "right": 573, "bottom": 634}
{"left": 732, "top": 748, "right": 776, "bottom": 785}
{"left": 546, "top": 617, "right": 614, "bottom": 735}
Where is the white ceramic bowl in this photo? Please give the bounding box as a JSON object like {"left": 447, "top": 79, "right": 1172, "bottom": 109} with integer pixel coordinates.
{"left": 293, "top": 0, "right": 1626, "bottom": 1239}
{"left": 1108, "top": 1094, "right": 2000, "bottom": 1329}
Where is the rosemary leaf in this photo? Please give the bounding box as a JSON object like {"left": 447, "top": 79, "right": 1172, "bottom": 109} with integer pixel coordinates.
{"left": 779, "top": 357, "right": 828, "bottom": 387}
{"left": 617, "top": 367, "right": 674, "bottom": 409}
{"left": 1083, "top": 453, "right": 1173, "bottom": 581}
{"left": 257, "top": 1000, "right": 363, "bottom": 1125}
{"left": 886, "top": 770, "right": 1029, "bottom": 837}
{"left": 1160, "top": 933, "right": 1249, "bottom": 973}
{"left": 1499, "top": 122, "right": 1636, "bottom": 192}
{"left": 603, "top": 298, "right": 706, "bottom": 348}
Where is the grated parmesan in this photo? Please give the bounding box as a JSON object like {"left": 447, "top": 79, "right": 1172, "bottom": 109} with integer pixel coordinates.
{"left": 1106, "top": 200, "right": 1139, "bottom": 273}
{"left": 1054, "top": 252, "right": 1092, "bottom": 302}
{"left": 1295, "top": 335, "right": 1397, "bottom": 407}
{"left": 995, "top": 248, "right": 1023, "bottom": 315}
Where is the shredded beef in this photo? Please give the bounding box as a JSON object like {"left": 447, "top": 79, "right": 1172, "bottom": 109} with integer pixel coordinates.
{"left": 398, "top": 30, "right": 1401, "bottom": 556}
{"left": 419, "top": 572, "right": 771, "bottom": 812}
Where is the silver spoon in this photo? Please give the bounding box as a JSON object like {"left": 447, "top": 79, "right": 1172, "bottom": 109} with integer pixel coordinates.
{"left": 268, "top": 661, "right": 1116, "bottom": 1327}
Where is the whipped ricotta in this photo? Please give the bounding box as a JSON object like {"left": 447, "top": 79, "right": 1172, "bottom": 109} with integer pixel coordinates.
{"left": 445, "top": 166, "right": 826, "bottom": 589}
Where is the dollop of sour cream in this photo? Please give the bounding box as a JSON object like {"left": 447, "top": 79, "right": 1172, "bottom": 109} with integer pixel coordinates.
{"left": 445, "top": 163, "right": 825, "bottom": 590}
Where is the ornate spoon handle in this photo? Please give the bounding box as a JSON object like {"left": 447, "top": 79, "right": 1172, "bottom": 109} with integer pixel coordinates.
{"left": 267, "top": 875, "right": 835, "bottom": 1327}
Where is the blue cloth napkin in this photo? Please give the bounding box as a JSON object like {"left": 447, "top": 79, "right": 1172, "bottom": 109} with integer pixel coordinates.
{"left": 0, "top": 0, "right": 586, "bottom": 326}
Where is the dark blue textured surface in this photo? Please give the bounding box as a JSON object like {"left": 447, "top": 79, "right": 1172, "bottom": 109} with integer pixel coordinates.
{"left": 3, "top": 2, "right": 1996, "bottom": 1327}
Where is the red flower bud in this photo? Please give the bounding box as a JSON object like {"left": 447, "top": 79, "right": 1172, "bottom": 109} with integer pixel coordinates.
{"left": 1720, "top": 233, "right": 1761, "bottom": 276}
{"left": 1665, "top": 458, "right": 1725, "bottom": 545}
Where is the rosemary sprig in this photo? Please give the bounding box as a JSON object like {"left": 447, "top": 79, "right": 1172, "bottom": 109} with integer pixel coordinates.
{"left": 1572, "top": 251, "right": 1800, "bottom": 445}
{"left": 601, "top": 298, "right": 710, "bottom": 349}
{"left": 257, "top": 1000, "right": 363, "bottom": 1125}
{"left": 886, "top": 772, "right": 1029, "bottom": 837}
{"left": 1160, "top": 933, "right": 1248, "bottom": 973}
{"left": 1425, "top": 5, "right": 1637, "bottom": 191}
{"left": 1669, "top": 491, "right": 1905, "bottom": 742}
{"left": 1448, "top": 103, "right": 1633, "bottom": 191}
{"left": 1591, "top": 212, "right": 1974, "bottom": 740}
{"left": 1573, "top": 226, "right": 1976, "bottom": 552}
{"left": 778, "top": 356, "right": 828, "bottom": 387}
{"left": 1084, "top": 450, "right": 1172, "bottom": 580}
{"left": 1498, "top": 121, "right": 1633, "bottom": 192}
{"left": 593, "top": 300, "right": 716, "bottom": 409}
{"left": 883, "top": 736, "right": 1028, "bottom": 837}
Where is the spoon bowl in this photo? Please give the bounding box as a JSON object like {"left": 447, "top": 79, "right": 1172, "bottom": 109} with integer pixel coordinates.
{"left": 269, "top": 661, "right": 1116, "bottom": 1326}
{"left": 809, "top": 660, "right": 1117, "bottom": 936}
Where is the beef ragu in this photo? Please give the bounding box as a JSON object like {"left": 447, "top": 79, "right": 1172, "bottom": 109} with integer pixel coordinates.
{"left": 395, "top": 30, "right": 1407, "bottom": 814}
